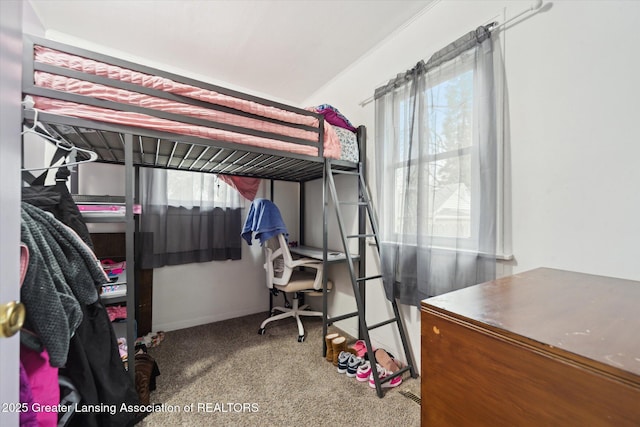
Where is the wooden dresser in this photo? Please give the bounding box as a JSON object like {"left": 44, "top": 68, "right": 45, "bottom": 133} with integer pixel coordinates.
{"left": 420, "top": 268, "right": 640, "bottom": 426}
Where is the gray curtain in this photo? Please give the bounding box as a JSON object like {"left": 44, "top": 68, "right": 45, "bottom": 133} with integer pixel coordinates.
{"left": 374, "top": 27, "right": 497, "bottom": 306}
{"left": 139, "top": 168, "right": 242, "bottom": 268}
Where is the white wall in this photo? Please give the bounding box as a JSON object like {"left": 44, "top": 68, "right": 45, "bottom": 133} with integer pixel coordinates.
{"left": 302, "top": 0, "right": 640, "bottom": 370}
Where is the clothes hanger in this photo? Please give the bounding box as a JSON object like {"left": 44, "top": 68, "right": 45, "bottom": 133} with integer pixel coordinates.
{"left": 21, "top": 99, "right": 99, "bottom": 172}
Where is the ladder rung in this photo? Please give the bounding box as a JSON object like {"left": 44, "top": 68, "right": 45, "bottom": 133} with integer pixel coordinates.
{"left": 379, "top": 366, "right": 411, "bottom": 384}
{"left": 326, "top": 311, "right": 359, "bottom": 325}
{"left": 339, "top": 201, "right": 369, "bottom": 206}
{"left": 367, "top": 317, "right": 397, "bottom": 330}
{"left": 347, "top": 233, "right": 375, "bottom": 239}
{"left": 331, "top": 169, "right": 359, "bottom": 175}
{"left": 356, "top": 274, "right": 383, "bottom": 283}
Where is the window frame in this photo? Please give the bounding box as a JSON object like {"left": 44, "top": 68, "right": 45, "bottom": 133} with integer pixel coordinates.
{"left": 385, "top": 59, "right": 479, "bottom": 251}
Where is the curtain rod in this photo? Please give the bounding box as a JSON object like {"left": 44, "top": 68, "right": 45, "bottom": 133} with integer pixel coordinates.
{"left": 486, "top": 0, "right": 543, "bottom": 32}
{"left": 358, "top": 0, "right": 545, "bottom": 108}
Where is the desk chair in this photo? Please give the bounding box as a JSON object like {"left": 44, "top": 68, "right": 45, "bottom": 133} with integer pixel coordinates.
{"left": 258, "top": 234, "right": 332, "bottom": 342}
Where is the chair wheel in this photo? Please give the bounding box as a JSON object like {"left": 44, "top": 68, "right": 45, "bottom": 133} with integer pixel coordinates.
{"left": 285, "top": 302, "right": 292, "bottom": 309}
{"left": 297, "top": 335, "right": 305, "bottom": 342}
{"left": 258, "top": 328, "right": 266, "bottom": 335}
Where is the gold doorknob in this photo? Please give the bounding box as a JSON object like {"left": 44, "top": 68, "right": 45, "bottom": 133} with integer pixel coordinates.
{"left": 0, "top": 301, "right": 26, "bottom": 338}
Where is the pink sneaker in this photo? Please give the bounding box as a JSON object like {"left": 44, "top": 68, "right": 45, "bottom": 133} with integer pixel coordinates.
{"left": 350, "top": 339, "right": 371, "bottom": 358}
{"left": 369, "top": 364, "right": 402, "bottom": 389}
{"left": 355, "top": 360, "right": 371, "bottom": 382}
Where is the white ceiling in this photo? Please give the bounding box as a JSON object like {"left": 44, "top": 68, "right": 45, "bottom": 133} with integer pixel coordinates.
{"left": 28, "top": 0, "right": 433, "bottom": 104}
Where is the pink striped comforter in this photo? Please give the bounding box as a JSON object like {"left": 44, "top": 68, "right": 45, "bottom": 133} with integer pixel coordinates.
{"left": 33, "top": 46, "right": 341, "bottom": 159}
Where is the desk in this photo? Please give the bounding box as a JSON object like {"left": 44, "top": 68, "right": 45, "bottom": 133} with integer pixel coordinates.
{"left": 420, "top": 268, "right": 640, "bottom": 426}
{"left": 289, "top": 245, "right": 358, "bottom": 264}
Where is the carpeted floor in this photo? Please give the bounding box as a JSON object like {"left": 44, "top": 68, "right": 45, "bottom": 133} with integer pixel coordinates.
{"left": 139, "top": 312, "right": 421, "bottom": 426}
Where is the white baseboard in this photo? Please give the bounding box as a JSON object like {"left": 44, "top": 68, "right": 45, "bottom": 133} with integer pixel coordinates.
{"left": 152, "top": 305, "right": 267, "bottom": 332}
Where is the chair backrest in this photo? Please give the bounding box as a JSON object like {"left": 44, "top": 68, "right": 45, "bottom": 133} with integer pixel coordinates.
{"left": 263, "top": 233, "right": 295, "bottom": 289}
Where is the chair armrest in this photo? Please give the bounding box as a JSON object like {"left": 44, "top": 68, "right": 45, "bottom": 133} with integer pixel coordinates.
{"left": 289, "top": 257, "right": 323, "bottom": 269}
{"left": 286, "top": 258, "right": 326, "bottom": 290}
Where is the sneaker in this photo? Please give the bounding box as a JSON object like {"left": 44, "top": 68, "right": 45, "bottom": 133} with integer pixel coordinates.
{"left": 374, "top": 348, "right": 400, "bottom": 373}
{"left": 346, "top": 354, "right": 363, "bottom": 378}
{"left": 355, "top": 360, "right": 371, "bottom": 382}
{"left": 337, "top": 351, "right": 351, "bottom": 374}
{"left": 368, "top": 364, "right": 402, "bottom": 389}
{"left": 349, "top": 339, "right": 369, "bottom": 358}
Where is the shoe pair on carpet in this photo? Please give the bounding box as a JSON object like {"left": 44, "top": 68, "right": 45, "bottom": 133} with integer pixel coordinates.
{"left": 355, "top": 360, "right": 403, "bottom": 389}
{"left": 324, "top": 333, "right": 357, "bottom": 366}
{"left": 325, "top": 333, "right": 371, "bottom": 365}
{"left": 344, "top": 348, "right": 403, "bottom": 389}
{"left": 326, "top": 332, "right": 402, "bottom": 388}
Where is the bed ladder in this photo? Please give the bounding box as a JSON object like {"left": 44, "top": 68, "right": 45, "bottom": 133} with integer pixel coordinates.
{"left": 325, "top": 160, "right": 417, "bottom": 398}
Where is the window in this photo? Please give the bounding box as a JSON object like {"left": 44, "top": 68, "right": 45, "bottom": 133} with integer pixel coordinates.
{"left": 166, "top": 169, "right": 239, "bottom": 208}
{"left": 139, "top": 168, "right": 242, "bottom": 268}
{"left": 386, "top": 62, "right": 478, "bottom": 249}
{"left": 374, "top": 26, "right": 502, "bottom": 304}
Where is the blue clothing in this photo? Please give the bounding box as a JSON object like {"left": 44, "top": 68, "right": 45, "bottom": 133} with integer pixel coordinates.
{"left": 241, "top": 198, "right": 288, "bottom": 246}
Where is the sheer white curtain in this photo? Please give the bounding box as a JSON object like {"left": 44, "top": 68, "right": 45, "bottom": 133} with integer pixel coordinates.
{"left": 375, "top": 27, "right": 498, "bottom": 306}
{"left": 138, "top": 168, "right": 242, "bottom": 268}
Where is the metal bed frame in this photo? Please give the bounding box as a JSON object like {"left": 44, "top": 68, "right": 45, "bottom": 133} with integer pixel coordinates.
{"left": 21, "top": 35, "right": 364, "bottom": 383}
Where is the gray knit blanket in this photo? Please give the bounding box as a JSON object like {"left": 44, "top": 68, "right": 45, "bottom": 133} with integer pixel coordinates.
{"left": 20, "top": 202, "right": 107, "bottom": 367}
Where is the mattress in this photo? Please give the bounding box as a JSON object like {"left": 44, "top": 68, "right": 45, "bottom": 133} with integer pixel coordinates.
{"left": 31, "top": 46, "right": 347, "bottom": 160}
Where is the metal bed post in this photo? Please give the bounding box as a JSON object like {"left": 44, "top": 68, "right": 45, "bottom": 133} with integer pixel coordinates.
{"left": 322, "top": 159, "right": 329, "bottom": 357}
{"left": 124, "top": 134, "right": 136, "bottom": 381}
{"left": 357, "top": 126, "right": 367, "bottom": 340}
{"left": 268, "top": 179, "right": 274, "bottom": 313}
{"left": 299, "top": 182, "right": 305, "bottom": 246}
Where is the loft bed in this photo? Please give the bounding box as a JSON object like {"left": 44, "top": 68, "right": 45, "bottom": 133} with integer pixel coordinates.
{"left": 21, "top": 35, "right": 362, "bottom": 182}
{"left": 20, "top": 35, "right": 365, "bottom": 398}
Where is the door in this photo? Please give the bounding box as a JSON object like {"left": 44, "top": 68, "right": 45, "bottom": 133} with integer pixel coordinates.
{"left": 0, "top": 1, "right": 23, "bottom": 426}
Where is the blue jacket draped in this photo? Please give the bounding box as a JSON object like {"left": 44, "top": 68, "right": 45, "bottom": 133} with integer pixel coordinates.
{"left": 241, "top": 198, "right": 288, "bottom": 246}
